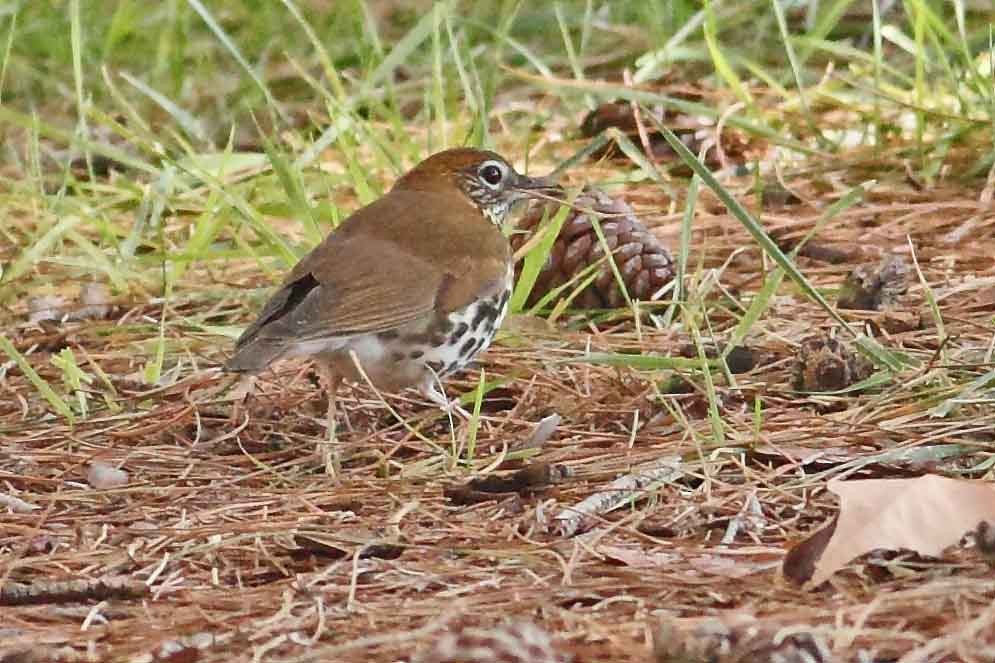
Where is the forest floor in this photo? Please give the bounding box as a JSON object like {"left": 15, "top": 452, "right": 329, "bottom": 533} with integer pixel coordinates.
{"left": 3, "top": 3, "right": 995, "bottom": 662}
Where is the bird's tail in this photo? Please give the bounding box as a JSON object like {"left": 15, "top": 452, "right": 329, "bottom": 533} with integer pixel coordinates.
{"left": 224, "top": 339, "right": 286, "bottom": 373}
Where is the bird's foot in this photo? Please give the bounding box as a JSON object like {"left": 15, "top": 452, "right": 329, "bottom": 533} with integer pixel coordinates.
{"left": 318, "top": 425, "right": 342, "bottom": 478}
{"left": 317, "top": 366, "right": 344, "bottom": 479}
{"left": 421, "top": 383, "right": 471, "bottom": 420}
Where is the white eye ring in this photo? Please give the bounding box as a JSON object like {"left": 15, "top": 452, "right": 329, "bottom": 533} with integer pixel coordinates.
{"left": 478, "top": 160, "right": 507, "bottom": 189}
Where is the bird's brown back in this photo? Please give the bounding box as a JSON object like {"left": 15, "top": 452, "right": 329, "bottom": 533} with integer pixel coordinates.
{"left": 227, "top": 186, "right": 511, "bottom": 370}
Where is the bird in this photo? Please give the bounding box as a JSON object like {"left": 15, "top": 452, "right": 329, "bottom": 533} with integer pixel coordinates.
{"left": 226, "top": 147, "right": 559, "bottom": 474}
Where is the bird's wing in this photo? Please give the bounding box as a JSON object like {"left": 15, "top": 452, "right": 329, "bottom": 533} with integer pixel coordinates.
{"left": 228, "top": 193, "right": 508, "bottom": 369}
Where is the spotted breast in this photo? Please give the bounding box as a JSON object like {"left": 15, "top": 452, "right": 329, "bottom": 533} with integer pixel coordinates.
{"left": 312, "top": 266, "right": 514, "bottom": 407}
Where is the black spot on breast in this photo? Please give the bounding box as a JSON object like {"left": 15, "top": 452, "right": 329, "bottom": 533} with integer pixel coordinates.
{"left": 471, "top": 302, "right": 498, "bottom": 330}
{"left": 391, "top": 351, "right": 405, "bottom": 362}
{"left": 409, "top": 350, "right": 424, "bottom": 359}
{"left": 427, "top": 360, "right": 444, "bottom": 373}
{"left": 449, "top": 322, "right": 469, "bottom": 344}
{"left": 473, "top": 336, "right": 488, "bottom": 353}
{"left": 459, "top": 336, "right": 477, "bottom": 357}
{"left": 498, "top": 288, "right": 511, "bottom": 308}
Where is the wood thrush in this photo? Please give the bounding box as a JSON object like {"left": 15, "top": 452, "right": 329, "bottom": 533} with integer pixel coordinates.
{"left": 226, "top": 147, "right": 558, "bottom": 473}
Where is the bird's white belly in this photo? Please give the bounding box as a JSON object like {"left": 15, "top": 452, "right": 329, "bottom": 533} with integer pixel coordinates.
{"left": 293, "top": 269, "right": 513, "bottom": 391}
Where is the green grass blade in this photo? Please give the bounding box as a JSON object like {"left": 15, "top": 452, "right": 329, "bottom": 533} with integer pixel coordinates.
{"left": 464, "top": 368, "right": 486, "bottom": 463}
{"left": 1, "top": 215, "right": 84, "bottom": 289}
{"left": 0, "top": 9, "right": 17, "bottom": 104}
{"left": 69, "top": 0, "right": 92, "bottom": 180}
{"left": 702, "top": 0, "right": 752, "bottom": 108}
{"left": 569, "top": 352, "right": 713, "bottom": 371}
{"left": 185, "top": 0, "right": 287, "bottom": 122}
{"left": 119, "top": 71, "right": 207, "bottom": 142}
{"left": 510, "top": 202, "right": 571, "bottom": 314}
{"left": 652, "top": 116, "right": 908, "bottom": 371}
{"left": 0, "top": 335, "right": 75, "bottom": 423}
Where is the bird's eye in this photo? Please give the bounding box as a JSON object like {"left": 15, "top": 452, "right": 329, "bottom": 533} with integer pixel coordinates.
{"left": 479, "top": 162, "right": 504, "bottom": 187}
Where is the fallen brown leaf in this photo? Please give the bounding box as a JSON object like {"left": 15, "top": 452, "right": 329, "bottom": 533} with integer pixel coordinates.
{"left": 595, "top": 544, "right": 679, "bottom": 568}
{"left": 783, "top": 475, "right": 995, "bottom": 587}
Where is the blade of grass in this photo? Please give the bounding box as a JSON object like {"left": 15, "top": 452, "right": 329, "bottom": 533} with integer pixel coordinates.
{"left": 0, "top": 9, "right": 16, "bottom": 104}
{"left": 727, "top": 179, "right": 871, "bottom": 350}
{"left": 506, "top": 69, "right": 818, "bottom": 155}
{"left": 65, "top": 229, "right": 129, "bottom": 293}
{"left": 688, "top": 314, "right": 724, "bottom": 446}
{"left": 568, "top": 353, "right": 714, "bottom": 371}
{"left": 547, "top": 133, "right": 611, "bottom": 179}
{"left": 633, "top": 6, "right": 707, "bottom": 84}
{"left": 430, "top": 3, "right": 447, "bottom": 150}
{"left": 586, "top": 203, "right": 634, "bottom": 309}
{"left": 464, "top": 368, "right": 486, "bottom": 463}
{"left": 676, "top": 174, "right": 698, "bottom": 303}
{"left": 650, "top": 114, "right": 907, "bottom": 371}
{"left": 260, "top": 133, "right": 321, "bottom": 245}
{"left": 1, "top": 215, "right": 83, "bottom": 291}
{"left": 364, "top": 5, "right": 437, "bottom": 93}
{"left": 51, "top": 348, "right": 94, "bottom": 418}
{"left": 119, "top": 71, "right": 207, "bottom": 143}
{"left": 0, "top": 106, "right": 158, "bottom": 175}
{"left": 69, "top": 0, "right": 93, "bottom": 181}
{"left": 278, "top": 0, "right": 347, "bottom": 102}
{"left": 510, "top": 202, "right": 571, "bottom": 313}
{"left": 771, "top": 0, "right": 823, "bottom": 143}
{"left": 121, "top": 165, "right": 176, "bottom": 259}
{"left": 0, "top": 335, "right": 75, "bottom": 423}
{"left": 702, "top": 0, "right": 753, "bottom": 108}
{"left": 796, "top": 0, "right": 859, "bottom": 67}
{"left": 608, "top": 128, "right": 667, "bottom": 187}
{"left": 554, "top": 2, "right": 593, "bottom": 110}
{"left": 185, "top": 0, "right": 288, "bottom": 122}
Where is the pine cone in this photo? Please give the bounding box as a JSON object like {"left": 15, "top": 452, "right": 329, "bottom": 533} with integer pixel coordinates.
{"left": 413, "top": 621, "right": 569, "bottom": 663}
{"left": 511, "top": 187, "right": 675, "bottom": 309}
{"left": 793, "top": 333, "right": 873, "bottom": 392}
{"left": 837, "top": 253, "right": 910, "bottom": 311}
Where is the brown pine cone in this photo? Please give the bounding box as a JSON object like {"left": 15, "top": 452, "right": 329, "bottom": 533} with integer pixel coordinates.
{"left": 837, "top": 253, "right": 910, "bottom": 311}
{"left": 413, "top": 621, "right": 569, "bottom": 663}
{"left": 511, "top": 187, "right": 675, "bottom": 309}
{"left": 793, "top": 333, "right": 873, "bottom": 392}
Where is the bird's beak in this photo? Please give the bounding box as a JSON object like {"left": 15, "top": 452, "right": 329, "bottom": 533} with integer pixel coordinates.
{"left": 512, "top": 173, "right": 562, "bottom": 199}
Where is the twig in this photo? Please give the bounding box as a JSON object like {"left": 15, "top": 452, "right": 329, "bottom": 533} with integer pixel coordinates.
{"left": 0, "top": 576, "right": 149, "bottom": 606}
{"left": 552, "top": 457, "right": 684, "bottom": 537}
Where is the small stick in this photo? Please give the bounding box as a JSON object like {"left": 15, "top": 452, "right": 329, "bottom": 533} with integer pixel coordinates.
{"left": 553, "top": 457, "right": 683, "bottom": 537}
{"left": 0, "top": 576, "right": 149, "bottom": 606}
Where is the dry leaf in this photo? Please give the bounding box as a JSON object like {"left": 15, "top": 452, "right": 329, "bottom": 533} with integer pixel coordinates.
{"left": 27, "top": 294, "right": 69, "bottom": 323}
{"left": 523, "top": 413, "right": 561, "bottom": 449}
{"left": 0, "top": 491, "right": 38, "bottom": 513}
{"left": 596, "top": 544, "right": 679, "bottom": 568}
{"left": 783, "top": 475, "right": 995, "bottom": 587}
{"left": 87, "top": 462, "right": 129, "bottom": 489}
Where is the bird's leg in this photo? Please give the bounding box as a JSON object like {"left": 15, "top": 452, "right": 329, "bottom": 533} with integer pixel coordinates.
{"left": 316, "top": 364, "right": 343, "bottom": 477}
{"left": 228, "top": 374, "right": 257, "bottom": 426}
{"left": 420, "top": 379, "right": 471, "bottom": 420}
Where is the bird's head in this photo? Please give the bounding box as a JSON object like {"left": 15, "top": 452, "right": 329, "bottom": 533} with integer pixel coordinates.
{"left": 393, "top": 148, "right": 560, "bottom": 225}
